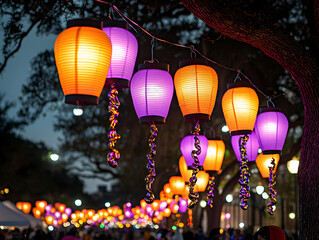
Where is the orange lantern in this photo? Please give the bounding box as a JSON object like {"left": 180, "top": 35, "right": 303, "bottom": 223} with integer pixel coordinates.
{"left": 54, "top": 19, "right": 112, "bottom": 105}
{"left": 45, "top": 215, "right": 54, "bottom": 225}
{"left": 62, "top": 213, "right": 68, "bottom": 222}
{"left": 35, "top": 201, "right": 47, "bottom": 213}
{"left": 160, "top": 191, "right": 166, "bottom": 200}
{"left": 87, "top": 209, "right": 95, "bottom": 218}
{"left": 194, "top": 171, "right": 209, "bottom": 192}
{"left": 55, "top": 203, "right": 66, "bottom": 213}
{"left": 203, "top": 139, "right": 225, "bottom": 172}
{"left": 222, "top": 82, "right": 259, "bottom": 135}
{"left": 16, "top": 202, "right": 32, "bottom": 214}
{"left": 163, "top": 183, "right": 173, "bottom": 199}
{"left": 256, "top": 153, "right": 280, "bottom": 178}
{"left": 152, "top": 200, "right": 160, "bottom": 212}
{"left": 171, "top": 204, "right": 179, "bottom": 214}
{"left": 174, "top": 59, "right": 218, "bottom": 122}
{"left": 163, "top": 208, "right": 171, "bottom": 217}
{"left": 169, "top": 176, "right": 185, "bottom": 195}
{"left": 140, "top": 199, "right": 147, "bottom": 209}
{"left": 32, "top": 207, "right": 42, "bottom": 219}
{"left": 179, "top": 156, "right": 192, "bottom": 183}
{"left": 181, "top": 185, "right": 190, "bottom": 199}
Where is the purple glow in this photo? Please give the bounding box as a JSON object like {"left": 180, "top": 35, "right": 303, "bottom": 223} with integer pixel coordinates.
{"left": 125, "top": 202, "right": 132, "bottom": 209}
{"left": 180, "top": 135, "right": 208, "bottom": 167}
{"left": 169, "top": 200, "right": 176, "bottom": 210}
{"left": 231, "top": 131, "right": 259, "bottom": 162}
{"left": 102, "top": 27, "right": 138, "bottom": 81}
{"left": 45, "top": 204, "right": 52, "bottom": 212}
{"left": 179, "top": 198, "right": 188, "bottom": 213}
{"left": 54, "top": 212, "right": 61, "bottom": 219}
{"left": 154, "top": 211, "right": 160, "bottom": 217}
{"left": 130, "top": 68, "right": 174, "bottom": 121}
{"left": 159, "top": 201, "right": 167, "bottom": 212}
{"left": 65, "top": 208, "right": 72, "bottom": 217}
{"left": 225, "top": 213, "right": 231, "bottom": 220}
{"left": 255, "top": 110, "right": 289, "bottom": 153}
{"left": 53, "top": 220, "right": 58, "bottom": 227}
{"left": 145, "top": 205, "right": 153, "bottom": 214}
{"left": 125, "top": 210, "right": 133, "bottom": 218}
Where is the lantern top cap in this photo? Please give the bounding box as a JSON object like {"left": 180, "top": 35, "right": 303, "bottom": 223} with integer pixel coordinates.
{"left": 102, "top": 20, "right": 128, "bottom": 29}
{"left": 138, "top": 62, "right": 169, "bottom": 72}
{"left": 230, "top": 130, "right": 252, "bottom": 136}
{"left": 67, "top": 19, "right": 102, "bottom": 29}
{"left": 259, "top": 107, "right": 282, "bottom": 113}
{"left": 178, "top": 58, "right": 208, "bottom": 68}
{"left": 226, "top": 82, "right": 251, "bottom": 89}
{"left": 207, "top": 137, "right": 222, "bottom": 141}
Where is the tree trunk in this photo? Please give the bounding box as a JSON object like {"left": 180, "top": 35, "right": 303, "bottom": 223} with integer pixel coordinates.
{"left": 181, "top": 1, "right": 319, "bottom": 239}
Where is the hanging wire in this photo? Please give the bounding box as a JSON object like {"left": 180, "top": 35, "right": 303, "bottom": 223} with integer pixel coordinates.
{"left": 94, "top": 0, "right": 299, "bottom": 101}
{"left": 267, "top": 97, "right": 276, "bottom": 107}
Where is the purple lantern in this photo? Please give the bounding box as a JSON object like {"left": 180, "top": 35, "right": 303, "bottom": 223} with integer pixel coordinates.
{"left": 180, "top": 134, "right": 208, "bottom": 169}
{"left": 103, "top": 21, "right": 138, "bottom": 89}
{"left": 65, "top": 207, "right": 72, "bottom": 217}
{"left": 130, "top": 63, "right": 174, "bottom": 124}
{"left": 231, "top": 131, "right": 259, "bottom": 162}
{"left": 179, "top": 198, "right": 188, "bottom": 213}
{"left": 255, "top": 108, "right": 289, "bottom": 154}
{"left": 159, "top": 201, "right": 167, "bottom": 212}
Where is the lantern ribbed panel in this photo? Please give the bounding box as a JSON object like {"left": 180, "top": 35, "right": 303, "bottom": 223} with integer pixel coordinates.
{"left": 54, "top": 26, "right": 111, "bottom": 97}
{"left": 256, "top": 153, "right": 280, "bottom": 178}
{"left": 231, "top": 131, "right": 260, "bottom": 162}
{"left": 255, "top": 111, "right": 289, "bottom": 153}
{"left": 203, "top": 140, "right": 225, "bottom": 171}
{"left": 169, "top": 176, "right": 185, "bottom": 195}
{"left": 130, "top": 69, "right": 174, "bottom": 119}
{"left": 174, "top": 65, "right": 218, "bottom": 117}
{"left": 194, "top": 171, "right": 209, "bottom": 192}
{"left": 103, "top": 27, "right": 138, "bottom": 81}
{"left": 222, "top": 87, "right": 259, "bottom": 133}
{"left": 180, "top": 135, "right": 208, "bottom": 167}
{"left": 179, "top": 156, "right": 193, "bottom": 182}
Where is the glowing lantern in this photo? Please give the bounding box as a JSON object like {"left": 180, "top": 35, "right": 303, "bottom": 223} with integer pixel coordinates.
{"left": 160, "top": 191, "right": 166, "bottom": 200}
{"left": 169, "top": 176, "right": 185, "bottom": 195}
{"left": 172, "top": 204, "right": 179, "bottom": 214}
{"left": 152, "top": 200, "right": 160, "bottom": 212}
{"left": 222, "top": 82, "right": 259, "bottom": 135}
{"left": 16, "top": 202, "right": 31, "bottom": 214}
{"left": 179, "top": 198, "right": 188, "bottom": 213}
{"left": 32, "top": 207, "right": 42, "bottom": 219}
{"left": 194, "top": 171, "right": 209, "bottom": 192}
{"left": 103, "top": 21, "right": 138, "bottom": 88}
{"left": 181, "top": 185, "right": 190, "bottom": 199}
{"left": 159, "top": 201, "right": 168, "bottom": 212}
{"left": 174, "top": 59, "right": 218, "bottom": 122}
{"left": 164, "top": 183, "right": 174, "bottom": 199}
{"left": 256, "top": 153, "right": 280, "bottom": 178}
{"left": 54, "top": 19, "right": 112, "bottom": 105}
{"left": 255, "top": 108, "right": 289, "bottom": 154}
{"left": 62, "top": 213, "right": 68, "bottom": 222}
{"left": 65, "top": 208, "right": 72, "bottom": 217}
{"left": 203, "top": 139, "right": 225, "bottom": 172}
{"left": 231, "top": 131, "right": 259, "bottom": 162}
{"left": 179, "top": 156, "right": 193, "bottom": 183}
{"left": 45, "top": 215, "right": 54, "bottom": 225}
{"left": 55, "top": 203, "right": 66, "bottom": 213}
{"left": 35, "top": 201, "right": 47, "bottom": 213}
{"left": 163, "top": 208, "right": 171, "bottom": 217}
{"left": 180, "top": 135, "right": 208, "bottom": 169}
{"left": 140, "top": 199, "right": 147, "bottom": 210}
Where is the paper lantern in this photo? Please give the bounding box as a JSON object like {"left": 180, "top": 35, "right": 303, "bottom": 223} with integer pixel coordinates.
{"left": 181, "top": 185, "right": 190, "bottom": 199}
{"left": 151, "top": 200, "right": 160, "bottom": 211}
{"left": 54, "top": 19, "right": 112, "bottom": 105}
{"left": 179, "top": 198, "right": 188, "bottom": 213}
{"left": 159, "top": 201, "right": 168, "bottom": 212}
{"left": 32, "top": 207, "right": 42, "bottom": 219}
{"left": 231, "top": 131, "right": 259, "bottom": 162}
{"left": 203, "top": 139, "right": 225, "bottom": 172}
{"left": 140, "top": 199, "right": 147, "bottom": 210}
{"left": 130, "top": 63, "right": 174, "bottom": 124}
{"left": 180, "top": 135, "right": 208, "bottom": 169}
{"left": 103, "top": 21, "right": 138, "bottom": 88}
{"left": 179, "top": 156, "right": 193, "bottom": 183}
{"left": 163, "top": 208, "right": 171, "bottom": 217}
{"left": 255, "top": 108, "right": 289, "bottom": 154}
{"left": 222, "top": 82, "right": 259, "bottom": 135}
{"left": 163, "top": 183, "right": 173, "bottom": 199}
{"left": 174, "top": 59, "right": 218, "bottom": 122}
{"left": 256, "top": 153, "right": 280, "bottom": 178}
{"left": 194, "top": 171, "right": 209, "bottom": 192}
{"left": 16, "top": 202, "right": 32, "bottom": 214}
{"left": 169, "top": 176, "right": 185, "bottom": 195}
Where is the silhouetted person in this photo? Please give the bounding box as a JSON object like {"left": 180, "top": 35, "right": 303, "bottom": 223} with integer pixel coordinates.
{"left": 254, "top": 226, "right": 286, "bottom": 240}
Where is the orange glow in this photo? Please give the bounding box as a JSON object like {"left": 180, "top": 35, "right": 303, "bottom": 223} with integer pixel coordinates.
{"left": 194, "top": 171, "right": 209, "bottom": 192}
{"left": 172, "top": 204, "right": 179, "bottom": 214}
{"left": 16, "top": 202, "right": 32, "bottom": 214}
{"left": 203, "top": 140, "right": 225, "bottom": 172}
{"left": 54, "top": 23, "right": 112, "bottom": 105}
{"left": 181, "top": 185, "right": 190, "bottom": 199}
{"left": 164, "top": 183, "right": 174, "bottom": 199}
{"left": 35, "top": 201, "right": 47, "bottom": 213}
{"left": 174, "top": 64, "right": 218, "bottom": 120}
{"left": 62, "top": 213, "right": 68, "bottom": 222}
{"left": 55, "top": 203, "right": 66, "bottom": 213}
{"left": 256, "top": 153, "right": 280, "bottom": 178}
{"left": 169, "top": 176, "right": 185, "bottom": 195}
{"left": 87, "top": 209, "right": 95, "bottom": 218}
{"left": 140, "top": 199, "right": 147, "bottom": 209}
{"left": 220, "top": 212, "right": 225, "bottom": 222}
{"left": 160, "top": 190, "right": 166, "bottom": 200}
{"left": 32, "top": 207, "right": 42, "bottom": 219}
{"left": 222, "top": 85, "right": 259, "bottom": 133}
{"left": 151, "top": 200, "right": 160, "bottom": 211}
{"left": 179, "top": 156, "right": 193, "bottom": 183}
{"left": 163, "top": 208, "right": 171, "bottom": 217}
{"left": 45, "top": 215, "right": 54, "bottom": 225}
{"left": 71, "top": 213, "right": 77, "bottom": 221}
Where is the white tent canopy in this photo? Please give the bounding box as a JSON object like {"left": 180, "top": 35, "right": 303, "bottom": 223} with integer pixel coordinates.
{"left": 3, "top": 201, "right": 42, "bottom": 228}
{"left": 0, "top": 201, "right": 29, "bottom": 226}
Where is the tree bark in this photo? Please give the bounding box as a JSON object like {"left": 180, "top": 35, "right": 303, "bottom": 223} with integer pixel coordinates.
{"left": 181, "top": 1, "right": 319, "bottom": 239}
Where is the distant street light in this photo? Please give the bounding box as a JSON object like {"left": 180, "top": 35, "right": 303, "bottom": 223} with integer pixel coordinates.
{"left": 73, "top": 108, "right": 84, "bottom": 116}
{"left": 289, "top": 212, "right": 296, "bottom": 219}
{"left": 50, "top": 153, "right": 59, "bottom": 161}
{"left": 226, "top": 194, "right": 233, "bottom": 203}
{"left": 200, "top": 200, "right": 207, "bottom": 208}
{"left": 105, "top": 202, "right": 111, "bottom": 208}
{"left": 221, "top": 125, "right": 229, "bottom": 133}
{"left": 262, "top": 192, "right": 269, "bottom": 199}
{"left": 75, "top": 199, "right": 82, "bottom": 207}
{"left": 239, "top": 222, "right": 245, "bottom": 228}
{"left": 287, "top": 158, "right": 299, "bottom": 174}
{"left": 256, "top": 185, "right": 265, "bottom": 195}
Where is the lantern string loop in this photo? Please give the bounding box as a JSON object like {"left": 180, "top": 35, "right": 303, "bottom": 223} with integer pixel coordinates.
{"left": 145, "top": 123, "right": 158, "bottom": 203}
{"left": 107, "top": 87, "right": 121, "bottom": 168}
{"left": 207, "top": 176, "right": 215, "bottom": 208}
{"left": 267, "top": 157, "right": 277, "bottom": 215}
{"left": 234, "top": 70, "right": 241, "bottom": 82}
{"left": 188, "top": 122, "right": 201, "bottom": 208}
{"left": 267, "top": 97, "right": 276, "bottom": 108}
{"left": 239, "top": 135, "right": 251, "bottom": 210}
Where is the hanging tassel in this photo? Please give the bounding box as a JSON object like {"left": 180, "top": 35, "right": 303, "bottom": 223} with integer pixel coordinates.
{"left": 207, "top": 175, "right": 215, "bottom": 208}
{"left": 188, "top": 122, "right": 201, "bottom": 208}
{"left": 268, "top": 157, "right": 277, "bottom": 215}
{"left": 145, "top": 123, "right": 158, "bottom": 203}
{"left": 239, "top": 135, "right": 250, "bottom": 210}
{"left": 107, "top": 86, "right": 121, "bottom": 168}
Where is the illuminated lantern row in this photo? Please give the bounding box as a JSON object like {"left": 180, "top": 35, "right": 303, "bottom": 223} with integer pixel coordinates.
{"left": 131, "top": 63, "right": 174, "bottom": 203}
{"left": 222, "top": 81, "right": 259, "bottom": 210}
{"left": 179, "top": 156, "right": 193, "bottom": 183}
{"left": 16, "top": 202, "right": 32, "bottom": 214}
{"left": 203, "top": 139, "right": 225, "bottom": 208}
{"left": 169, "top": 176, "right": 185, "bottom": 195}
{"left": 231, "top": 131, "right": 259, "bottom": 162}
{"left": 55, "top": 19, "right": 112, "bottom": 105}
